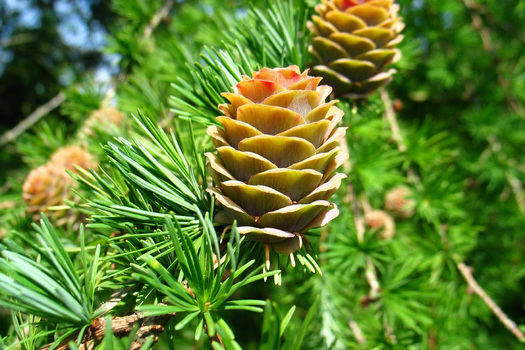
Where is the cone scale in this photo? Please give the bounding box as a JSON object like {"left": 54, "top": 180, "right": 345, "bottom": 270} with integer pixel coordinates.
{"left": 206, "top": 66, "right": 348, "bottom": 263}
{"left": 308, "top": 0, "right": 404, "bottom": 99}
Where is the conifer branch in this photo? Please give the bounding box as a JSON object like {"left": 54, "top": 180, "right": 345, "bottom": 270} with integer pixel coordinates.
{"left": 344, "top": 173, "right": 381, "bottom": 299}
{"left": 143, "top": 0, "right": 175, "bottom": 39}
{"left": 342, "top": 130, "right": 385, "bottom": 341}
{"left": 457, "top": 263, "right": 525, "bottom": 342}
{"left": 104, "top": 0, "right": 176, "bottom": 102}
{"left": 462, "top": 0, "right": 522, "bottom": 114}
{"left": 381, "top": 87, "right": 525, "bottom": 341}
{"left": 461, "top": 0, "right": 525, "bottom": 216}
{"left": 380, "top": 89, "right": 420, "bottom": 186}
{"left": 487, "top": 135, "right": 525, "bottom": 216}
{"left": 358, "top": 195, "right": 381, "bottom": 299}
{"left": 0, "top": 92, "right": 65, "bottom": 147}
{"left": 39, "top": 312, "right": 174, "bottom": 350}
{"left": 38, "top": 289, "right": 166, "bottom": 350}
{"left": 380, "top": 89, "right": 406, "bottom": 153}
{"left": 349, "top": 320, "right": 365, "bottom": 344}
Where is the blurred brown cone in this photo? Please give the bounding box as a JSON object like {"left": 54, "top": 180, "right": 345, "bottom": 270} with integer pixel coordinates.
{"left": 23, "top": 164, "right": 76, "bottom": 226}
{"left": 385, "top": 186, "right": 415, "bottom": 219}
{"left": 23, "top": 146, "right": 97, "bottom": 227}
{"left": 77, "top": 107, "right": 126, "bottom": 146}
{"left": 366, "top": 209, "right": 395, "bottom": 240}
{"left": 50, "top": 145, "right": 97, "bottom": 173}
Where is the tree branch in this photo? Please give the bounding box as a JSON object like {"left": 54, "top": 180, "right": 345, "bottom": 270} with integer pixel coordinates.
{"left": 457, "top": 263, "right": 525, "bottom": 342}
{"left": 0, "top": 92, "right": 65, "bottom": 147}
{"left": 39, "top": 312, "right": 174, "bottom": 350}
{"left": 380, "top": 89, "right": 420, "bottom": 186}
{"left": 102, "top": 0, "right": 176, "bottom": 105}
{"left": 487, "top": 135, "right": 525, "bottom": 216}
{"left": 381, "top": 86, "right": 525, "bottom": 341}
{"left": 143, "top": 0, "right": 175, "bottom": 39}
{"left": 341, "top": 122, "right": 383, "bottom": 342}
{"left": 460, "top": 0, "right": 525, "bottom": 216}
{"left": 380, "top": 89, "right": 406, "bottom": 153}
{"left": 349, "top": 320, "right": 365, "bottom": 344}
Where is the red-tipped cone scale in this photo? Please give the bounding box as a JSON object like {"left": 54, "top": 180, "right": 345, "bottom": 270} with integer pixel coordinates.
{"left": 206, "top": 66, "right": 348, "bottom": 261}
{"left": 308, "top": 0, "right": 404, "bottom": 99}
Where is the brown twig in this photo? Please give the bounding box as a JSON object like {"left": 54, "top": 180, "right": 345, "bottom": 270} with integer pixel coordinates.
{"left": 0, "top": 92, "right": 66, "bottom": 147}
{"left": 457, "top": 263, "right": 525, "bottom": 342}
{"left": 380, "top": 89, "right": 406, "bottom": 153}
{"left": 143, "top": 0, "right": 175, "bottom": 39}
{"left": 349, "top": 320, "right": 365, "bottom": 344}
{"left": 341, "top": 118, "right": 382, "bottom": 342}
{"left": 39, "top": 312, "right": 174, "bottom": 350}
{"left": 487, "top": 135, "right": 525, "bottom": 216}
{"left": 380, "top": 89, "right": 420, "bottom": 186}
{"left": 462, "top": 0, "right": 493, "bottom": 51}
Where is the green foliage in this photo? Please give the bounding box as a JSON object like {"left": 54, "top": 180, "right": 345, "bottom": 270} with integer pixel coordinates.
{"left": 1, "top": 0, "right": 525, "bottom": 349}
{"left": 231, "top": 0, "right": 313, "bottom": 68}
{"left": 170, "top": 0, "right": 313, "bottom": 126}
{"left": 135, "top": 219, "right": 274, "bottom": 347}
{"left": 61, "top": 80, "right": 106, "bottom": 123}
{"left": 0, "top": 217, "right": 96, "bottom": 325}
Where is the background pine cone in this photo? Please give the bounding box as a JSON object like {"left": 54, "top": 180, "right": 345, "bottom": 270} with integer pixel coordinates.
{"left": 365, "top": 209, "right": 395, "bottom": 240}
{"left": 50, "top": 145, "right": 97, "bottom": 173}
{"left": 23, "top": 146, "right": 97, "bottom": 227}
{"left": 308, "top": 0, "right": 404, "bottom": 99}
{"left": 22, "top": 163, "right": 75, "bottom": 226}
{"left": 384, "top": 186, "right": 415, "bottom": 219}
{"left": 206, "top": 66, "right": 348, "bottom": 256}
{"left": 77, "top": 107, "right": 126, "bottom": 146}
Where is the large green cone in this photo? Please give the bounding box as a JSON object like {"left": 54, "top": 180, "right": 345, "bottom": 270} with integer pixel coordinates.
{"left": 206, "top": 66, "right": 348, "bottom": 255}
{"left": 308, "top": 0, "right": 404, "bottom": 99}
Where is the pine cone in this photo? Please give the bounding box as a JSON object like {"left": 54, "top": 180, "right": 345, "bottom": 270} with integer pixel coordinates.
{"left": 206, "top": 66, "right": 348, "bottom": 255}
{"left": 23, "top": 146, "right": 97, "bottom": 227}
{"left": 77, "top": 107, "right": 125, "bottom": 144}
{"left": 365, "top": 209, "right": 395, "bottom": 240}
{"left": 308, "top": 0, "right": 404, "bottom": 99}
{"left": 50, "top": 145, "right": 97, "bottom": 173}
{"left": 22, "top": 164, "right": 76, "bottom": 226}
{"left": 385, "top": 186, "right": 415, "bottom": 219}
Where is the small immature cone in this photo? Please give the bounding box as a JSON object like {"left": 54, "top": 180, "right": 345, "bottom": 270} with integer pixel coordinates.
{"left": 206, "top": 66, "right": 348, "bottom": 254}
{"left": 77, "top": 107, "right": 125, "bottom": 145}
{"left": 308, "top": 0, "right": 404, "bottom": 99}
{"left": 384, "top": 186, "right": 415, "bottom": 219}
{"left": 23, "top": 164, "right": 75, "bottom": 226}
{"left": 365, "top": 209, "right": 395, "bottom": 240}
{"left": 23, "top": 146, "right": 97, "bottom": 227}
{"left": 50, "top": 145, "right": 97, "bottom": 173}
